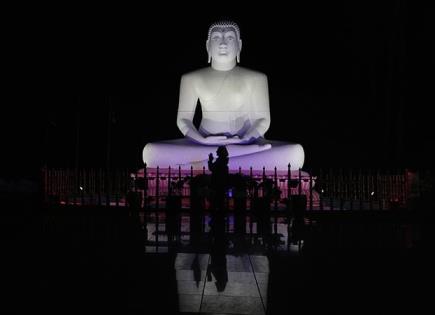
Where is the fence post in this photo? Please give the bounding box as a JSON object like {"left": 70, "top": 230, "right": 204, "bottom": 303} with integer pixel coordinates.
{"left": 319, "top": 168, "right": 323, "bottom": 211}
{"left": 358, "top": 169, "right": 363, "bottom": 210}
{"left": 377, "top": 170, "right": 382, "bottom": 210}
{"left": 262, "top": 166, "right": 266, "bottom": 199}
{"left": 156, "top": 166, "right": 160, "bottom": 210}
{"left": 80, "top": 169, "right": 85, "bottom": 206}
{"left": 348, "top": 169, "right": 352, "bottom": 211}
{"left": 329, "top": 168, "right": 334, "bottom": 210}
{"left": 309, "top": 170, "right": 313, "bottom": 211}
{"left": 249, "top": 166, "right": 253, "bottom": 211}
{"left": 143, "top": 164, "right": 147, "bottom": 210}
{"left": 403, "top": 168, "right": 408, "bottom": 204}
{"left": 274, "top": 167, "right": 278, "bottom": 211}
{"left": 105, "top": 169, "right": 110, "bottom": 207}
{"left": 298, "top": 168, "right": 302, "bottom": 196}
{"left": 97, "top": 169, "right": 102, "bottom": 206}
{"left": 114, "top": 169, "right": 119, "bottom": 207}
{"left": 369, "top": 170, "right": 373, "bottom": 211}
{"left": 287, "top": 164, "right": 291, "bottom": 208}
{"left": 168, "top": 166, "right": 172, "bottom": 197}
{"left": 339, "top": 168, "right": 344, "bottom": 211}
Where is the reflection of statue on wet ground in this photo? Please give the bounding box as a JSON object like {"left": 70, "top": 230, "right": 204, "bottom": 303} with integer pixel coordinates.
{"left": 143, "top": 21, "right": 304, "bottom": 171}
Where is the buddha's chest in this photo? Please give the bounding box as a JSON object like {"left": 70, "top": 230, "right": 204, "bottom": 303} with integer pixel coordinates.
{"left": 196, "top": 75, "right": 250, "bottom": 111}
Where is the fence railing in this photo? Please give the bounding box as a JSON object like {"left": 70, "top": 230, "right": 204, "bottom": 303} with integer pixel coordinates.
{"left": 42, "top": 165, "right": 417, "bottom": 211}
{"left": 42, "top": 168, "right": 131, "bottom": 207}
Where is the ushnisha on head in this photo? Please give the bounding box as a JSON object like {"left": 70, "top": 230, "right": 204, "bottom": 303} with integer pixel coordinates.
{"left": 206, "top": 21, "right": 242, "bottom": 65}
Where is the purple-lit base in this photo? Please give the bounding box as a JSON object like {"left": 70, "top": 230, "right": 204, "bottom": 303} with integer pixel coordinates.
{"left": 143, "top": 139, "right": 305, "bottom": 171}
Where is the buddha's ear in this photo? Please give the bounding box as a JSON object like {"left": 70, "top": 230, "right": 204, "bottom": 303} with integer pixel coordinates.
{"left": 206, "top": 40, "right": 211, "bottom": 63}
{"left": 237, "top": 39, "right": 242, "bottom": 63}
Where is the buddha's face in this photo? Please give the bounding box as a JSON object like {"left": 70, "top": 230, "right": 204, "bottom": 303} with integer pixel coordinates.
{"left": 207, "top": 26, "right": 241, "bottom": 64}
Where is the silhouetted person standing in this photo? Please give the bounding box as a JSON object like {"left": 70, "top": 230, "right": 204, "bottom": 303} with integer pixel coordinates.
{"left": 208, "top": 146, "right": 229, "bottom": 212}
{"left": 207, "top": 188, "right": 228, "bottom": 293}
{"left": 207, "top": 146, "right": 229, "bottom": 286}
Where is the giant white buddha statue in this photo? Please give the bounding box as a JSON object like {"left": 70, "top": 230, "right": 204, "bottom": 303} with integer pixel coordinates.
{"left": 143, "top": 21, "right": 304, "bottom": 171}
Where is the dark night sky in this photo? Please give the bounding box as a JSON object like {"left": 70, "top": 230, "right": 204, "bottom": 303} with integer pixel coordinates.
{"left": 6, "top": 1, "right": 433, "bottom": 178}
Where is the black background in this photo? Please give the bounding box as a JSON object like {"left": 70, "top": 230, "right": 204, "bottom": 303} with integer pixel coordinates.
{"left": 7, "top": 1, "right": 434, "bottom": 177}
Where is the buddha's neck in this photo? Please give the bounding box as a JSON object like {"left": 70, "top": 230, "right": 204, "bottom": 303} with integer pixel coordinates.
{"left": 211, "top": 59, "right": 237, "bottom": 71}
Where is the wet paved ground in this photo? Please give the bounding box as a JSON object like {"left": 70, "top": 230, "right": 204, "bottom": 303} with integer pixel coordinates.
{"left": 175, "top": 253, "right": 268, "bottom": 314}
{"left": 27, "top": 202, "right": 435, "bottom": 314}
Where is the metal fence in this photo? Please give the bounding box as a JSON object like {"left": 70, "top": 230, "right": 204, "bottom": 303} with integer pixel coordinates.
{"left": 42, "top": 165, "right": 419, "bottom": 211}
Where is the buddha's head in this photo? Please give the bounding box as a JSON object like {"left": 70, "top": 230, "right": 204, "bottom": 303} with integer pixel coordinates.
{"left": 206, "top": 21, "right": 242, "bottom": 65}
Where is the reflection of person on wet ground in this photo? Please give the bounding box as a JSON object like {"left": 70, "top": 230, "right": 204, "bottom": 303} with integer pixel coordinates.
{"left": 207, "top": 249, "right": 228, "bottom": 292}
{"left": 191, "top": 254, "right": 202, "bottom": 287}
{"left": 207, "top": 211, "right": 228, "bottom": 292}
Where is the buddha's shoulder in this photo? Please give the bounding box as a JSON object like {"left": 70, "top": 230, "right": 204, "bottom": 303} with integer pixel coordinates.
{"left": 235, "top": 67, "right": 267, "bottom": 80}
{"left": 181, "top": 67, "right": 267, "bottom": 81}
{"left": 181, "top": 68, "right": 211, "bottom": 79}
{"left": 235, "top": 68, "right": 268, "bottom": 84}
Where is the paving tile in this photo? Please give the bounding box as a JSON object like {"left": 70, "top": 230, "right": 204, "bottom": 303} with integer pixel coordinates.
{"left": 204, "top": 281, "right": 260, "bottom": 297}
{"left": 201, "top": 295, "right": 265, "bottom": 315}
{"left": 175, "top": 253, "right": 209, "bottom": 270}
{"left": 250, "top": 255, "right": 269, "bottom": 273}
{"left": 176, "top": 269, "right": 207, "bottom": 281}
{"left": 226, "top": 255, "right": 253, "bottom": 272}
{"left": 178, "top": 294, "right": 202, "bottom": 313}
{"left": 253, "top": 272, "right": 269, "bottom": 283}
{"left": 177, "top": 280, "right": 205, "bottom": 295}
{"left": 226, "top": 271, "right": 256, "bottom": 283}
{"left": 258, "top": 281, "right": 269, "bottom": 306}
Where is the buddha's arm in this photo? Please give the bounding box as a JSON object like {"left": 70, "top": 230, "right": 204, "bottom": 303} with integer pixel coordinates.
{"left": 176, "top": 74, "right": 209, "bottom": 143}
{"left": 177, "top": 75, "right": 197, "bottom": 135}
{"left": 241, "top": 74, "right": 271, "bottom": 142}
